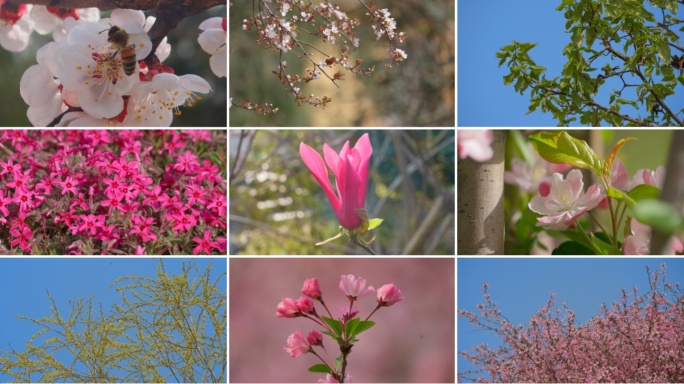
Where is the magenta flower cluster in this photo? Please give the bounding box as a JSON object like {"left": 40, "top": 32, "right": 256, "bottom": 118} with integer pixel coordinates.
{"left": 0, "top": 130, "right": 226, "bottom": 255}
{"left": 276, "top": 275, "right": 404, "bottom": 383}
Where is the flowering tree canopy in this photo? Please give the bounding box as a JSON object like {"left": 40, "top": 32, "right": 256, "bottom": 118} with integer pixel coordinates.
{"left": 459, "top": 264, "right": 684, "bottom": 383}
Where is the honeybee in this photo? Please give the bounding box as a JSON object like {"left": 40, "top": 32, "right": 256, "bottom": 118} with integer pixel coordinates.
{"left": 100, "top": 25, "right": 137, "bottom": 76}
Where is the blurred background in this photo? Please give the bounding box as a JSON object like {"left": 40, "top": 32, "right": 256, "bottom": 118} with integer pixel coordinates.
{"left": 229, "top": 0, "right": 454, "bottom": 126}
{"left": 229, "top": 130, "right": 455, "bottom": 255}
{"left": 0, "top": 6, "right": 226, "bottom": 127}
{"left": 229, "top": 258, "right": 455, "bottom": 383}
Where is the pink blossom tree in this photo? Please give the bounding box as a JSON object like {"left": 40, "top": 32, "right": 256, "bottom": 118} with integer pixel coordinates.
{"left": 459, "top": 264, "right": 684, "bottom": 382}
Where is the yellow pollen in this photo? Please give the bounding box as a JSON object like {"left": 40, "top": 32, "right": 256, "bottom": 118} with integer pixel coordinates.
{"left": 76, "top": 66, "right": 82, "bottom": 70}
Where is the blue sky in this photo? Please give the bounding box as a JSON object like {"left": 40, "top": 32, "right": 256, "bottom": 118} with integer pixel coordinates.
{"left": 0, "top": 257, "right": 226, "bottom": 382}
{"left": 458, "top": 0, "right": 684, "bottom": 126}
{"left": 457, "top": 257, "right": 684, "bottom": 381}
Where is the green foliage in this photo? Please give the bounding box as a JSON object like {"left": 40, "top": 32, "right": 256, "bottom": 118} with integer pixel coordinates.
{"left": 497, "top": 0, "right": 684, "bottom": 126}
{"left": 0, "top": 260, "right": 226, "bottom": 383}
{"left": 529, "top": 131, "right": 603, "bottom": 174}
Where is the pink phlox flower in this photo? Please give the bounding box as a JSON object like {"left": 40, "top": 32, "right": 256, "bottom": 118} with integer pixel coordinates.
{"left": 59, "top": 175, "right": 79, "bottom": 195}
{"left": 100, "top": 194, "right": 124, "bottom": 213}
{"left": 113, "top": 158, "right": 140, "bottom": 179}
{"left": 132, "top": 173, "right": 153, "bottom": 191}
{"left": 120, "top": 183, "right": 139, "bottom": 202}
{"left": 300, "top": 133, "right": 372, "bottom": 229}
{"left": 134, "top": 245, "right": 145, "bottom": 255}
{"left": 0, "top": 189, "right": 14, "bottom": 217}
{"left": 174, "top": 151, "right": 200, "bottom": 173}
{"left": 70, "top": 192, "right": 89, "bottom": 211}
{"left": 94, "top": 157, "right": 117, "bottom": 176}
{"left": 339, "top": 274, "right": 375, "bottom": 299}
{"left": 142, "top": 185, "right": 163, "bottom": 209}
{"left": 206, "top": 193, "right": 226, "bottom": 216}
{"left": 171, "top": 212, "right": 197, "bottom": 233}
{"left": 192, "top": 229, "right": 219, "bottom": 254}
{"left": 10, "top": 224, "right": 33, "bottom": 252}
{"left": 0, "top": 158, "right": 19, "bottom": 177}
{"left": 162, "top": 135, "right": 186, "bottom": 156}
{"left": 302, "top": 277, "right": 322, "bottom": 300}
{"left": 103, "top": 175, "right": 124, "bottom": 199}
{"left": 6, "top": 171, "right": 31, "bottom": 191}
{"left": 184, "top": 184, "right": 209, "bottom": 207}
{"left": 36, "top": 172, "right": 59, "bottom": 194}
{"left": 13, "top": 189, "right": 35, "bottom": 212}
{"left": 130, "top": 215, "right": 157, "bottom": 243}
{"left": 376, "top": 284, "right": 405, "bottom": 307}
{"left": 78, "top": 214, "right": 105, "bottom": 236}
{"left": 528, "top": 169, "right": 603, "bottom": 230}
{"left": 55, "top": 208, "right": 78, "bottom": 227}
{"left": 159, "top": 190, "right": 183, "bottom": 211}
{"left": 276, "top": 297, "right": 300, "bottom": 318}
{"left": 458, "top": 130, "right": 494, "bottom": 162}
{"left": 97, "top": 224, "right": 121, "bottom": 243}
{"left": 215, "top": 236, "right": 227, "bottom": 252}
{"left": 164, "top": 205, "right": 184, "bottom": 221}
{"left": 284, "top": 329, "right": 311, "bottom": 358}
{"left": 623, "top": 218, "right": 683, "bottom": 255}
{"left": 83, "top": 131, "right": 111, "bottom": 147}
{"left": 185, "top": 130, "right": 212, "bottom": 142}
{"left": 197, "top": 160, "right": 221, "bottom": 183}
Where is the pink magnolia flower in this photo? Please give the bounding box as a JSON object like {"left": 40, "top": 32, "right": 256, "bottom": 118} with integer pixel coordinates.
{"left": 302, "top": 278, "right": 322, "bottom": 300}
{"left": 622, "top": 218, "right": 683, "bottom": 255}
{"left": 307, "top": 330, "right": 323, "bottom": 346}
{"left": 376, "top": 284, "right": 405, "bottom": 307}
{"left": 284, "top": 329, "right": 311, "bottom": 358}
{"left": 339, "top": 274, "right": 375, "bottom": 299}
{"left": 528, "top": 169, "right": 603, "bottom": 230}
{"left": 276, "top": 297, "right": 300, "bottom": 318}
{"left": 300, "top": 133, "right": 372, "bottom": 229}
{"left": 458, "top": 130, "right": 493, "bottom": 162}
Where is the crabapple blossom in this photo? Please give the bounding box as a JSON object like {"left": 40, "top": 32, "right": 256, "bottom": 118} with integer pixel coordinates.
{"left": 504, "top": 153, "right": 573, "bottom": 195}
{"left": 528, "top": 169, "right": 603, "bottom": 230}
{"left": 302, "top": 277, "right": 322, "bottom": 300}
{"left": 284, "top": 329, "right": 311, "bottom": 358}
{"left": 198, "top": 17, "right": 226, "bottom": 78}
{"left": 622, "top": 217, "right": 683, "bottom": 255}
{"left": 457, "top": 130, "right": 494, "bottom": 162}
{"left": 0, "top": 2, "right": 33, "bottom": 52}
{"left": 295, "top": 297, "right": 315, "bottom": 314}
{"left": 307, "top": 330, "right": 323, "bottom": 346}
{"left": 276, "top": 297, "right": 300, "bottom": 318}
{"left": 339, "top": 274, "right": 375, "bottom": 299}
{"left": 376, "top": 284, "right": 405, "bottom": 307}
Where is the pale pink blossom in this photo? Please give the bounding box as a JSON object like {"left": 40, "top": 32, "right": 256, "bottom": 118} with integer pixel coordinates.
{"left": 457, "top": 130, "right": 493, "bottom": 162}
{"left": 302, "top": 277, "right": 322, "bottom": 300}
{"left": 622, "top": 218, "right": 683, "bottom": 255}
{"left": 376, "top": 284, "right": 405, "bottom": 307}
{"left": 284, "top": 329, "right": 311, "bottom": 358}
{"left": 528, "top": 169, "right": 603, "bottom": 230}
{"left": 317, "top": 373, "right": 352, "bottom": 383}
{"left": 504, "top": 155, "right": 572, "bottom": 195}
{"left": 626, "top": 165, "right": 666, "bottom": 191}
{"left": 339, "top": 274, "right": 375, "bottom": 298}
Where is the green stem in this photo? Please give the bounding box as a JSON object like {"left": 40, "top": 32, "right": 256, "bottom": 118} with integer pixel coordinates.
{"left": 587, "top": 211, "right": 610, "bottom": 237}
{"left": 575, "top": 219, "right": 602, "bottom": 255}
{"left": 606, "top": 197, "right": 618, "bottom": 246}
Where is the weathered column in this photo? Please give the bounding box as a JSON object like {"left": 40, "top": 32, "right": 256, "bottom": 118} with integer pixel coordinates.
{"left": 457, "top": 130, "right": 506, "bottom": 255}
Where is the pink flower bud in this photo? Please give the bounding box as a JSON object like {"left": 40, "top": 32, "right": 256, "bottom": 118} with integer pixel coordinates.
{"left": 302, "top": 277, "right": 322, "bottom": 299}
{"left": 276, "top": 297, "right": 299, "bottom": 318}
{"left": 376, "top": 284, "right": 405, "bottom": 307}
{"left": 307, "top": 329, "right": 323, "bottom": 346}
{"left": 340, "top": 304, "right": 359, "bottom": 321}
{"left": 339, "top": 274, "right": 375, "bottom": 299}
{"left": 295, "top": 296, "right": 314, "bottom": 314}
{"left": 284, "top": 329, "right": 311, "bottom": 358}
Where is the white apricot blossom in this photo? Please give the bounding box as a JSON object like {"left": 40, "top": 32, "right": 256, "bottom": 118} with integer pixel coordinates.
{"left": 198, "top": 17, "right": 226, "bottom": 78}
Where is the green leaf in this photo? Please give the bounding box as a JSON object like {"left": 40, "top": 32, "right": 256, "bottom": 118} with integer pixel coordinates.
{"left": 627, "top": 184, "right": 660, "bottom": 201}
{"left": 529, "top": 131, "right": 603, "bottom": 174}
{"left": 321, "top": 316, "right": 343, "bottom": 337}
{"left": 552, "top": 241, "right": 595, "bottom": 255}
{"left": 368, "top": 218, "right": 383, "bottom": 230}
{"left": 345, "top": 317, "right": 360, "bottom": 337}
{"left": 354, "top": 320, "right": 375, "bottom": 336}
{"left": 633, "top": 199, "right": 682, "bottom": 235}
{"left": 308, "top": 364, "right": 332, "bottom": 374}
